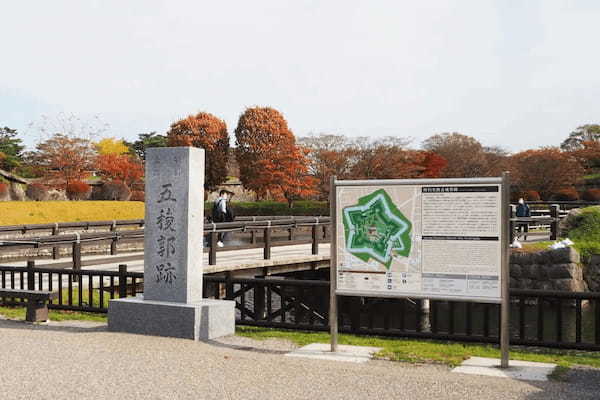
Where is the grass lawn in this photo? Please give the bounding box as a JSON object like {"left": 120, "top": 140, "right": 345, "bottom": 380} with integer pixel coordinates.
{"left": 0, "top": 305, "right": 107, "bottom": 322}
{"left": 236, "top": 326, "right": 600, "bottom": 370}
{"left": 0, "top": 201, "right": 144, "bottom": 225}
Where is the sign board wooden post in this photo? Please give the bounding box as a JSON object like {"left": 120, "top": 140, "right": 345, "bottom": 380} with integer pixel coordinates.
{"left": 329, "top": 174, "right": 510, "bottom": 367}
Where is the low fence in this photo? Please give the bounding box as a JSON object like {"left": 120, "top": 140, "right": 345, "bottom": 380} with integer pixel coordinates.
{"left": 203, "top": 275, "right": 600, "bottom": 351}
{"left": 1, "top": 264, "right": 599, "bottom": 351}
{"left": 0, "top": 262, "right": 142, "bottom": 313}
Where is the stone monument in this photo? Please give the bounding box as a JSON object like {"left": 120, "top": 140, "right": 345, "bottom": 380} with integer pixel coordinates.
{"left": 108, "top": 147, "right": 235, "bottom": 340}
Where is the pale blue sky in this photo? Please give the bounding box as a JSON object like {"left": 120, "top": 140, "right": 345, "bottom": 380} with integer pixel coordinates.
{"left": 1, "top": 1, "right": 599, "bottom": 151}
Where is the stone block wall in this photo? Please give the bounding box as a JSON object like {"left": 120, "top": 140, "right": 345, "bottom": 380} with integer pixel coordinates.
{"left": 584, "top": 255, "right": 600, "bottom": 292}
{"left": 510, "top": 247, "right": 588, "bottom": 292}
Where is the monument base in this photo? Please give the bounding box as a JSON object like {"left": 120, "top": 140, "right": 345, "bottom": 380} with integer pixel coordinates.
{"left": 108, "top": 296, "right": 235, "bottom": 341}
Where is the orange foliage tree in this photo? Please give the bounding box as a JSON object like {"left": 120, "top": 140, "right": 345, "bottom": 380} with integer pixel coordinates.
{"left": 254, "top": 142, "right": 317, "bottom": 207}
{"left": 235, "top": 107, "right": 314, "bottom": 201}
{"left": 96, "top": 154, "right": 144, "bottom": 187}
{"left": 167, "top": 112, "right": 229, "bottom": 192}
{"left": 508, "top": 148, "right": 584, "bottom": 199}
{"left": 34, "top": 134, "right": 96, "bottom": 188}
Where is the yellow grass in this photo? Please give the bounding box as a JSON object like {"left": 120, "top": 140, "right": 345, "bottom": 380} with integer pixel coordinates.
{"left": 0, "top": 201, "right": 145, "bottom": 225}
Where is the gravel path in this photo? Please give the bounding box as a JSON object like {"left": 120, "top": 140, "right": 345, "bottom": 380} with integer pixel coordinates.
{"left": 1, "top": 318, "right": 598, "bottom": 400}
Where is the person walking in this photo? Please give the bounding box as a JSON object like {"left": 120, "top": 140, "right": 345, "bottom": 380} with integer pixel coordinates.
{"left": 515, "top": 197, "right": 531, "bottom": 240}
{"left": 212, "top": 190, "right": 235, "bottom": 247}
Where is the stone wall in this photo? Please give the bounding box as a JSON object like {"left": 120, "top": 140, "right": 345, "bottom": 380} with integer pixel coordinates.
{"left": 584, "top": 255, "right": 600, "bottom": 292}
{"left": 510, "top": 247, "right": 588, "bottom": 291}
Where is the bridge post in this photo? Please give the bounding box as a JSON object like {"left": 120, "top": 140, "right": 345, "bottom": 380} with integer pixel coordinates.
{"left": 110, "top": 220, "right": 118, "bottom": 255}
{"left": 263, "top": 228, "right": 271, "bottom": 260}
{"left": 72, "top": 234, "right": 81, "bottom": 282}
{"left": 311, "top": 223, "right": 319, "bottom": 255}
{"left": 208, "top": 231, "right": 218, "bottom": 265}
{"left": 253, "top": 279, "right": 266, "bottom": 320}
{"left": 118, "top": 264, "right": 128, "bottom": 298}
{"left": 509, "top": 205, "right": 516, "bottom": 243}
{"left": 52, "top": 223, "right": 59, "bottom": 260}
{"left": 550, "top": 204, "right": 560, "bottom": 240}
{"left": 27, "top": 260, "right": 35, "bottom": 291}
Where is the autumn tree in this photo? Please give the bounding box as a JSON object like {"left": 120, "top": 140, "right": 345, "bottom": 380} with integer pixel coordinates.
{"left": 419, "top": 151, "right": 447, "bottom": 178}
{"left": 254, "top": 141, "right": 317, "bottom": 207}
{"left": 167, "top": 112, "right": 229, "bottom": 192}
{"left": 235, "top": 107, "right": 300, "bottom": 199}
{"left": 422, "top": 133, "right": 492, "bottom": 177}
{"left": 561, "top": 124, "right": 600, "bottom": 151}
{"left": 568, "top": 140, "right": 600, "bottom": 174}
{"left": 95, "top": 137, "right": 129, "bottom": 155}
{"left": 96, "top": 154, "right": 144, "bottom": 187}
{"left": 508, "top": 147, "right": 584, "bottom": 199}
{"left": 34, "top": 134, "right": 97, "bottom": 188}
{"left": 299, "top": 134, "right": 356, "bottom": 200}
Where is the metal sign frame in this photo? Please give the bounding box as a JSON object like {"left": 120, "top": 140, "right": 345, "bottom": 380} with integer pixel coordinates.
{"left": 329, "top": 173, "right": 511, "bottom": 367}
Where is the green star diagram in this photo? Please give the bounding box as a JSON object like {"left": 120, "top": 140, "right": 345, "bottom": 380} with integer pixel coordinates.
{"left": 342, "top": 189, "right": 412, "bottom": 270}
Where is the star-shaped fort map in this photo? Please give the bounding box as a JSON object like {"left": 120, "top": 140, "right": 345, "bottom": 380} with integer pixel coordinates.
{"left": 342, "top": 189, "right": 412, "bottom": 270}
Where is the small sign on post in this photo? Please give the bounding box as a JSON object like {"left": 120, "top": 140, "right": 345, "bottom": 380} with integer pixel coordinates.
{"left": 330, "top": 174, "right": 511, "bottom": 367}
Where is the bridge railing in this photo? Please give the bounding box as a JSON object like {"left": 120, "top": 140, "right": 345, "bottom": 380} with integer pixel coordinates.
{"left": 0, "top": 217, "right": 332, "bottom": 268}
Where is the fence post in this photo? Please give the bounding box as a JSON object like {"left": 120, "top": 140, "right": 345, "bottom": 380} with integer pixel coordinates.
{"left": 254, "top": 278, "right": 266, "bottom": 320}
{"left": 225, "top": 271, "right": 233, "bottom": 300}
{"left": 263, "top": 226, "right": 271, "bottom": 260}
{"left": 52, "top": 223, "right": 59, "bottom": 260}
{"left": 250, "top": 217, "right": 257, "bottom": 244}
{"left": 27, "top": 260, "right": 35, "bottom": 291}
{"left": 72, "top": 233, "right": 81, "bottom": 282}
{"left": 110, "top": 220, "right": 118, "bottom": 255}
{"left": 312, "top": 220, "right": 319, "bottom": 255}
{"left": 208, "top": 231, "right": 218, "bottom": 265}
{"left": 550, "top": 204, "right": 560, "bottom": 240}
{"left": 509, "top": 205, "right": 516, "bottom": 243}
{"left": 118, "top": 264, "right": 128, "bottom": 298}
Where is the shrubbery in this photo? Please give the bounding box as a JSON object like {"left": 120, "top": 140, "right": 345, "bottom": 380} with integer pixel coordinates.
{"left": 26, "top": 183, "right": 49, "bottom": 201}
{"left": 92, "top": 181, "right": 131, "bottom": 201}
{"left": 551, "top": 188, "right": 579, "bottom": 201}
{"left": 205, "top": 200, "right": 329, "bottom": 217}
{"left": 130, "top": 190, "right": 145, "bottom": 202}
{"left": 581, "top": 189, "right": 600, "bottom": 202}
{"left": 66, "top": 181, "right": 91, "bottom": 200}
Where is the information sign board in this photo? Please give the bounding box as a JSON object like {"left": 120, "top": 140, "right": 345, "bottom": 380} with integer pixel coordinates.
{"left": 333, "top": 178, "right": 506, "bottom": 303}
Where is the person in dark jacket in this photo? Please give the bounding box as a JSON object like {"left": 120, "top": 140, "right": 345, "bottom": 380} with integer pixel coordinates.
{"left": 212, "top": 190, "right": 235, "bottom": 247}
{"left": 515, "top": 198, "right": 530, "bottom": 240}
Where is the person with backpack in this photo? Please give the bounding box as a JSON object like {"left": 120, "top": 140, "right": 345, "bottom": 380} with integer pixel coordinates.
{"left": 515, "top": 197, "right": 531, "bottom": 240}
{"left": 212, "top": 190, "right": 235, "bottom": 247}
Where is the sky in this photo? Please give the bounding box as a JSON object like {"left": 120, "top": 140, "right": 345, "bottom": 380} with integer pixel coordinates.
{"left": 1, "top": 0, "right": 599, "bottom": 152}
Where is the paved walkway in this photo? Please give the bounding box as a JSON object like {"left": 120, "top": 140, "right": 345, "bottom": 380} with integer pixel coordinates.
{"left": 0, "top": 318, "right": 598, "bottom": 400}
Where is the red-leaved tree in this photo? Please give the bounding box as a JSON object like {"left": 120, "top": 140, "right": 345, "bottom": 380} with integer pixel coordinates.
{"left": 96, "top": 154, "right": 144, "bottom": 188}
{"left": 167, "top": 112, "right": 229, "bottom": 192}
{"left": 235, "top": 107, "right": 310, "bottom": 200}
{"left": 508, "top": 148, "right": 584, "bottom": 199}
{"left": 34, "top": 134, "right": 96, "bottom": 188}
